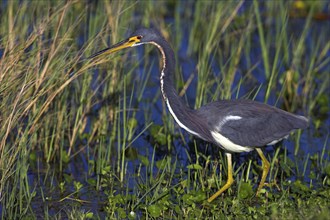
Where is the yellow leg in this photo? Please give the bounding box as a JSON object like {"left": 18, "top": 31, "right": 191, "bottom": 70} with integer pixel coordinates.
{"left": 255, "top": 148, "right": 270, "bottom": 195}
{"left": 208, "top": 153, "right": 234, "bottom": 203}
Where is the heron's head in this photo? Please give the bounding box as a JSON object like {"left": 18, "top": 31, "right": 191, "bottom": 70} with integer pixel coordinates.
{"left": 89, "top": 28, "right": 162, "bottom": 59}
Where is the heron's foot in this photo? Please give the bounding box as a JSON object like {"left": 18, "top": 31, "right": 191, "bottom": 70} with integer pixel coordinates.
{"left": 207, "top": 176, "right": 234, "bottom": 202}
{"left": 256, "top": 180, "right": 280, "bottom": 196}
{"left": 263, "top": 181, "right": 281, "bottom": 191}
{"left": 255, "top": 148, "right": 270, "bottom": 195}
{"left": 207, "top": 153, "right": 234, "bottom": 203}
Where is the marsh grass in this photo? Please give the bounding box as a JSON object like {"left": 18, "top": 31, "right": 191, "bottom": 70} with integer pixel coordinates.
{"left": 0, "top": 0, "right": 329, "bottom": 219}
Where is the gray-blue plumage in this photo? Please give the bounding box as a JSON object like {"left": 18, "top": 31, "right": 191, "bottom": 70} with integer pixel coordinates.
{"left": 196, "top": 100, "right": 308, "bottom": 151}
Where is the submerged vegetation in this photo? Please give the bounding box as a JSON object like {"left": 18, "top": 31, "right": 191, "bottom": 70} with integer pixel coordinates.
{"left": 0, "top": 1, "right": 329, "bottom": 219}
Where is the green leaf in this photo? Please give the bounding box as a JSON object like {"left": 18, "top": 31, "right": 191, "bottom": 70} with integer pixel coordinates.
{"left": 117, "top": 207, "right": 126, "bottom": 218}
{"left": 63, "top": 173, "right": 73, "bottom": 183}
{"left": 101, "top": 165, "right": 111, "bottom": 175}
{"left": 74, "top": 181, "right": 83, "bottom": 191}
{"left": 150, "top": 125, "right": 163, "bottom": 137}
{"left": 29, "top": 151, "right": 37, "bottom": 161}
{"left": 187, "top": 164, "right": 203, "bottom": 170}
{"left": 84, "top": 212, "right": 94, "bottom": 218}
{"left": 147, "top": 204, "right": 161, "bottom": 218}
{"left": 155, "top": 133, "right": 167, "bottom": 145}
{"left": 150, "top": 125, "right": 167, "bottom": 145}
{"left": 194, "top": 190, "right": 206, "bottom": 202}
{"left": 324, "top": 164, "right": 330, "bottom": 177}
{"left": 138, "top": 155, "right": 150, "bottom": 166}
{"left": 156, "top": 157, "right": 168, "bottom": 170}
{"left": 59, "top": 181, "right": 65, "bottom": 193}
{"left": 292, "top": 180, "right": 310, "bottom": 194}
{"left": 61, "top": 150, "right": 70, "bottom": 163}
{"left": 87, "top": 178, "right": 96, "bottom": 186}
{"left": 125, "top": 147, "right": 138, "bottom": 160}
{"left": 238, "top": 182, "right": 253, "bottom": 199}
{"left": 128, "top": 117, "right": 138, "bottom": 129}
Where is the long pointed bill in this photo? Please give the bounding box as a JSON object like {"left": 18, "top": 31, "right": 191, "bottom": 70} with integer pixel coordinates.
{"left": 89, "top": 36, "right": 141, "bottom": 59}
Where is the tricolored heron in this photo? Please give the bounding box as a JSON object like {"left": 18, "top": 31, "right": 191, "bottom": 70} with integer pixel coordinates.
{"left": 89, "top": 28, "right": 308, "bottom": 203}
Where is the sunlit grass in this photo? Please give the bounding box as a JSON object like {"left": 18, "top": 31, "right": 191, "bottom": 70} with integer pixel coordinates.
{"left": 0, "top": 0, "right": 329, "bottom": 219}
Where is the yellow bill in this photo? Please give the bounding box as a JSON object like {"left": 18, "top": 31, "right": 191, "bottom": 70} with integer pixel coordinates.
{"left": 89, "top": 36, "right": 142, "bottom": 59}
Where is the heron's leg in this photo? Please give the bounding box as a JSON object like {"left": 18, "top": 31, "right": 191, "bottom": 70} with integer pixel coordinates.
{"left": 255, "top": 148, "right": 270, "bottom": 195}
{"left": 208, "top": 153, "right": 234, "bottom": 203}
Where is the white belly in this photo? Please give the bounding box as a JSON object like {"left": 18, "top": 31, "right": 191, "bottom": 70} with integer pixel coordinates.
{"left": 211, "top": 131, "right": 253, "bottom": 153}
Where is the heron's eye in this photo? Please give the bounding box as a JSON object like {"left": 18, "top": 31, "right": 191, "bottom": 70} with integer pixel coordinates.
{"left": 137, "top": 35, "right": 143, "bottom": 40}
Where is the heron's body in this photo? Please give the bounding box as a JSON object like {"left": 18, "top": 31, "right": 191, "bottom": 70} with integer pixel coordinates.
{"left": 90, "top": 28, "right": 308, "bottom": 202}
{"left": 198, "top": 100, "right": 307, "bottom": 150}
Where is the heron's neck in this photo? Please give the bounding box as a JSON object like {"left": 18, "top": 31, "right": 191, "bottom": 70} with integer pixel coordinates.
{"left": 150, "top": 42, "right": 177, "bottom": 101}
{"left": 150, "top": 40, "right": 201, "bottom": 137}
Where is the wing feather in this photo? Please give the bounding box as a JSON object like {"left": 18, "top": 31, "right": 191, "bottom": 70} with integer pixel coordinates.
{"left": 197, "top": 99, "right": 308, "bottom": 147}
